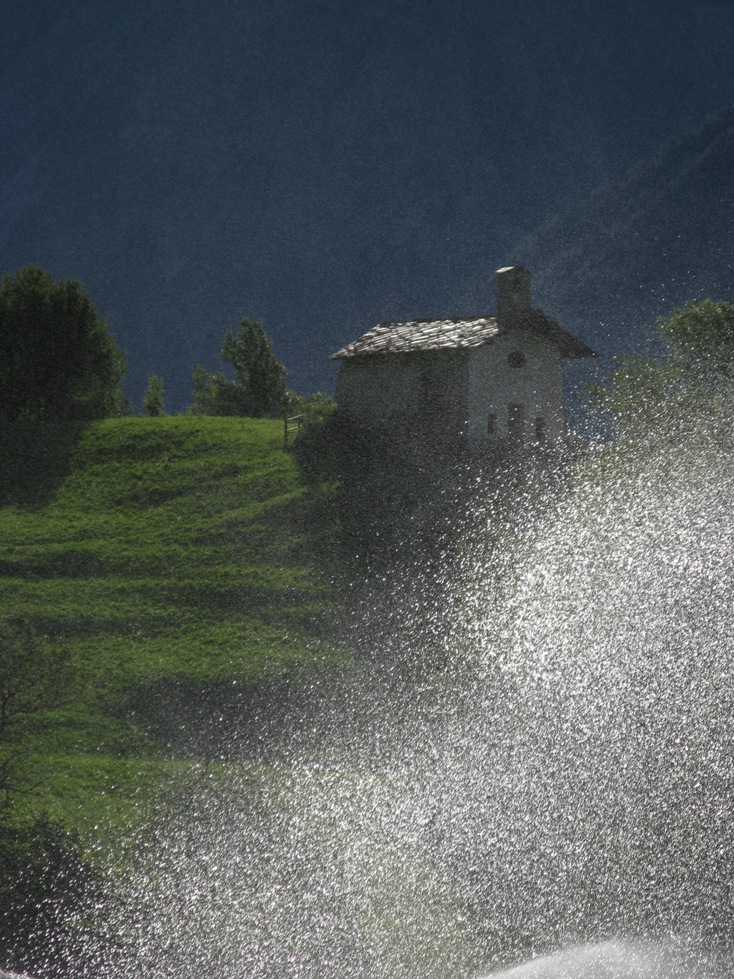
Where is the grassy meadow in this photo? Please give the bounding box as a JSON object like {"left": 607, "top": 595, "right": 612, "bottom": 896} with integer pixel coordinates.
{"left": 0, "top": 416, "right": 343, "bottom": 840}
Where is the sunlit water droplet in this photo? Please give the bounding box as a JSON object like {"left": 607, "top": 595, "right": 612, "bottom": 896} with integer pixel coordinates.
{"left": 480, "top": 939, "right": 733, "bottom": 978}
{"left": 109, "top": 434, "right": 734, "bottom": 977}
{"left": 15, "top": 421, "right": 734, "bottom": 978}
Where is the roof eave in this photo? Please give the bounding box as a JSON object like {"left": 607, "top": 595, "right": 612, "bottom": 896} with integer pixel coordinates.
{"left": 329, "top": 339, "right": 497, "bottom": 361}
{"left": 502, "top": 310, "right": 596, "bottom": 359}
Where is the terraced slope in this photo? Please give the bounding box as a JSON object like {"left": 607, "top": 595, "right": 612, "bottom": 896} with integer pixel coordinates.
{"left": 0, "top": 417, "right": 340, "bottom": 835}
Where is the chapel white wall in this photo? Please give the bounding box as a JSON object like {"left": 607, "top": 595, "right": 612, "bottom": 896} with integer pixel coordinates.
{"left": 465, "top": 333, "right": 565, "bottom": 443}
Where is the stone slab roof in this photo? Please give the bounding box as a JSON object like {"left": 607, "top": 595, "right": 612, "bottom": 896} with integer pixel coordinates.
{"left": 329, "top": 316, "right": 500, "bottom": 360}
{"left": 329, "top": 310, "right": 595, "bottom": 360}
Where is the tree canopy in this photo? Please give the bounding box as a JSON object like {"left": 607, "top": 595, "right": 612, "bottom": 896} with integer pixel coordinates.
{"left": 0, "top": 266, "right": 126, "bottom": 422}
{"left": 143, "top": 374, "right": 166, "bottom": 416}
{"left": 587, "top": 299, "right": 734, "bottom": 442}
{"left": 191, "top": 317, "right": 287, "bottom": 417}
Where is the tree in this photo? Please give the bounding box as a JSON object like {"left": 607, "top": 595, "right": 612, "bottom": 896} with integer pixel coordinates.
{"left": 0, "top": 817, "right": 121, "bottom": 978}
{"left": 0, "top": 265, "right": 126, "bottom": 421}
{"left": 0, "top": 624, "right": 121, "bottom": 975}
{"left": 221, "top": 318, "right": 287, "bottom": 416}
{"left": 191, "top": 317, "right": 287, "bottom": 417}
{"left": 587, "top": 299, "right": 734, "bottom": 441}
{"left": 143, "top": 374, "right": 166, "bottom": 416}
{"left": 660, "top": 299, "right": 734, "bottom": 373}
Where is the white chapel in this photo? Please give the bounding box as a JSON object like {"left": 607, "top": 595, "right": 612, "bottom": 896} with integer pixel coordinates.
{"left": 329, "top": 266, "right": 595, "bottom": 446}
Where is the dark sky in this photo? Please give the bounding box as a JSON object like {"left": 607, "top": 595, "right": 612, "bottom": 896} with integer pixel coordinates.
{"left": 3, "top": 0, "right": 734, "bottom": 409}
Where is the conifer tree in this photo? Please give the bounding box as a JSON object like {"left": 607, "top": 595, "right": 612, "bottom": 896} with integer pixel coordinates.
{"left": 143, "top": 375, "right": 165, "bottom": 416}
{"left": 191, "top": 318, "right": 287, "bottom": 417}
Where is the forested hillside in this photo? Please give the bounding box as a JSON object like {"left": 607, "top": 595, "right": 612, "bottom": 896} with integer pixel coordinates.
{"left": 517, "top": 104, "right": 734, "bottom": 387}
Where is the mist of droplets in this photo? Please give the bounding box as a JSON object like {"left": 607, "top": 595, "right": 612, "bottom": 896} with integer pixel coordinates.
{"left": 17, "top": 423, "right": 734, "bottom": 979}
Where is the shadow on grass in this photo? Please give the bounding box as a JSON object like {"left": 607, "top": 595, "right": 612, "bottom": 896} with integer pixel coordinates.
{"left": 115, "top": 672, "right": 341, "bottom": 763}
{"left": 291, "top": 409, "right": 574, "bottom": 572}
{"left": 0, "top": 422, "right": 88, "bottom": 507}
{"left": 291, "top": 409, "right": 507, "bottom": 575}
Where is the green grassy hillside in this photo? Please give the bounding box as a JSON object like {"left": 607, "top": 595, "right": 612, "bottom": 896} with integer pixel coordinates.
{"left": 0, "top": 417, "right": 341, "bottom": 837}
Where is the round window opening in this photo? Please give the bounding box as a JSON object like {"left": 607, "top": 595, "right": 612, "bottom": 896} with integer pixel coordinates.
{"left": 508, "top": 350, "right": 526, "bottom": 368}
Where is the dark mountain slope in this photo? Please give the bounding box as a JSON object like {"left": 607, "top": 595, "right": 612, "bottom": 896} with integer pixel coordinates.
{"left": 2, "top": 1, "right": 734, "bottom": 409}
{"left": 516, "top": 104, "right": 734, "bottom": 393}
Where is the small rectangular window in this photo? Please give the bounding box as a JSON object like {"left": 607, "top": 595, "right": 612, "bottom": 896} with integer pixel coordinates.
{"left": 487, "top": 412, "right": 497, "bottom": 436}
{"left": 508, "top": 403, "right": 525, "bottom": 442}
{"left": 535, "top": 416, "right": 545, "bottom": 441}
